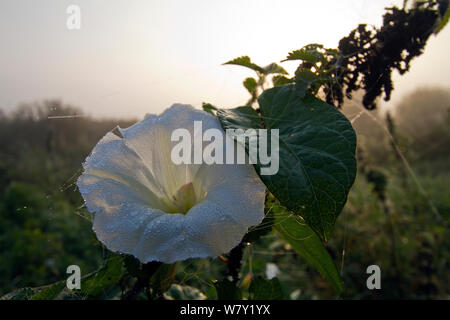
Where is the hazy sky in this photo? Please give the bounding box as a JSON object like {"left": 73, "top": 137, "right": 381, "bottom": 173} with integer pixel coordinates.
{"left": 1, "top": 0, "right": 449, "bottom": 118}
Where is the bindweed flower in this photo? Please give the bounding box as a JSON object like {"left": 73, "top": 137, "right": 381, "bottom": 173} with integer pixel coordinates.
{"left": 77, "top": 104, "right": 265, "bottom": 263}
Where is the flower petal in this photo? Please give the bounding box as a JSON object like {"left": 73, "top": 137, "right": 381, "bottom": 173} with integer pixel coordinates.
{"left": 197, "top": 162, "right": 266, "bottom": 227}
{"left": 80, "top": 131, "right": 175, "bottom": 211}
{"left": 78, "top": 173, "right": 164, "bottom": 254}
{"left": 133, "top": 200, "right": 247, "bottom": 263}
{"left": 118, "top": 104, "right": 222, "bottom": 196}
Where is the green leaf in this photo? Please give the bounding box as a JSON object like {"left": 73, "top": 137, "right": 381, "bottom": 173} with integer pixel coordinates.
{"left": 79, "top": 254, "right": 124, "bottom": 297}
{"left": 243, "top": 77, "right": 258, "bottom": 94}
{"left": 216, "top": 106, "right": 263, "bottom": 133}
{"left": 272, "top": 75, "right": 293, "bottom": 87}
{"left": 202, "top": 102, "right": 218, "bottom": 115}
{"left": 258, "top": 85, "right": 356, "bottom": 240}
{"left": 218, "top": 84, "right": 356, "bottom": 241}
{"left": 31, "top": 281, "right": 66, "bottom": 300}
{"left": 249, "top": 276, "right": 284, "bottom": 300}
{"left": 164, "top": 284, "right": 207, "bottom": 300}
{"left": 123, "top": 254, "right": 144, "bottom": 278}
{"left": 1, "top": 281, "right": 70, "bottom": 300}
{"left": 436, "top": 2, "right": 450, "bottom": 34}
{"left": 270, "top": 199, "right": 343, "bottom": 294}
{"left": 223, "top": 56, "right": 265, "bottom": 74}
{"left": 214, "top": 279, "right": 242, "bottom": 300}
{"left": 294, "top": 70, "right": 320, "bottom": 97}
{"left": 1, "top": 287, "right": 40, "bottom": 300}
{"left": 263, "top": 63, "right": 288, "bottom": 75}
{"left": 123, "top": 254, "right": 163, "bottom": 283}
{"left": 1, "top": 255, "right": 125, "bottom": 300}
{"left": 282, "top": 49, "right": 321, "bottom": 63}
{"left": 243, "top": 208, "right": 275, "bottom": 243}
{"left": 150, "top": 263, "right": 177, "bottom": 294}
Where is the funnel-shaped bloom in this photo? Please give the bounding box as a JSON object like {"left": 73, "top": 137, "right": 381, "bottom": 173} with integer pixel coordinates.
{"left": 77, "top": 104, "right": 265, "bottom": 263}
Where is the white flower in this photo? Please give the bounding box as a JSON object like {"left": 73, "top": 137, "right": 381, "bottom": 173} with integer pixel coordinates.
{"left": 77, "top": 104, "right": 265, "bottom": 263}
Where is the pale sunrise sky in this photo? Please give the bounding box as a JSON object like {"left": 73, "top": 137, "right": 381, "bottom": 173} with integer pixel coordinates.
{"left": 1, "top": 0, "right": 449, "bottom": 118}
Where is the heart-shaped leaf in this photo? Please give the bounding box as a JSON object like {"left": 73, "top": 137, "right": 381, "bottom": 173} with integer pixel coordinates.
{"left": 218, "top": 84, "right": 356, "bottom": 240}
{"left": 258, "top": 84, "right": 356, "bottom": 240}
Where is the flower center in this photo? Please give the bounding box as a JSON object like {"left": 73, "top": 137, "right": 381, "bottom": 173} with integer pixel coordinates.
{"left": 162, "top": 182, "right": 199, "bottom": 215}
